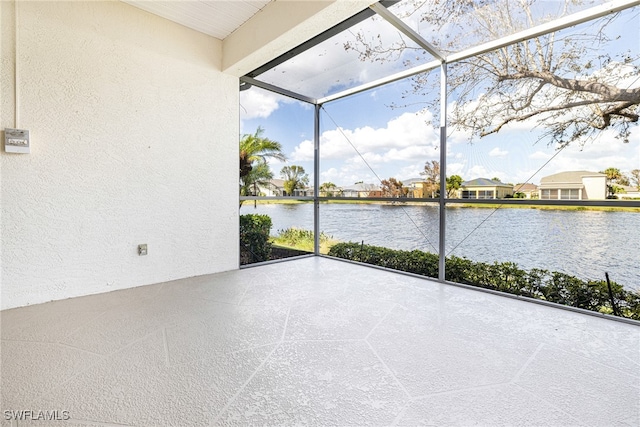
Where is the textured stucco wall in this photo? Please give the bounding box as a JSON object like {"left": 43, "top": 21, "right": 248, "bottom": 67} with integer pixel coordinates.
{"left": 1, "top": 1, "right": 239, "bottom": 309}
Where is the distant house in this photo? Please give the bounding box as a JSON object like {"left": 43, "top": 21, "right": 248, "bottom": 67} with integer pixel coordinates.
{"left": 461, "top": 178, "right": 513, "bottom": 199}
{"left": 258, "top": 179, "right": 286, "bottom": 196}
{"left": 402, "top": 178, "right": 434, "bottom": 198}
{"left": 342, "top": 183, "right": 382, "bottom": 198}
{"left": 538, "top": 171, "right": 606, "bottom": 200}
{"left": 614, "top": 185, "right": 640, "bottom": 200}
{"left": 293, "top": 187, "right": 314, "bottom": 197}
{"left": 513, "top": 183, "right": 538, "bottom": 199}
{"left": 257, "top": 180, "right": 314, "bottom": 197}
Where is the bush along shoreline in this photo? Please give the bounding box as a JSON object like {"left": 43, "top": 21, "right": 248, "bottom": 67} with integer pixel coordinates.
{"left": 240, "top": 214, "right": 273, "bottom": 264}
{"left": 328, "top": 242, "right": 640, "bottom": 320}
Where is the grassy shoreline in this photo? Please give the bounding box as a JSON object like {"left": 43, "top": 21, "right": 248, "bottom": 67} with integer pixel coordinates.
{"left": 241, "top": 198, "right": 640, "bottom": 212}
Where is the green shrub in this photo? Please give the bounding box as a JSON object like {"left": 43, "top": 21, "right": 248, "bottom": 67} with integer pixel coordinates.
{"left": 240, "top": 214, "right": 273, "bottom": 264}
{"left": 328, "top": 242, "right": 438, "bottom": 279}
{"left": 328, "top": 242, "right": 640, "bottom": 320}
{"left": 271, "top": 227, "right": 338, "bottom": 254}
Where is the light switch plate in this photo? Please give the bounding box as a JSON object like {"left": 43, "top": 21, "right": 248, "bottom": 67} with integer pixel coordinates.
{"left": 5, "top": 128, "right": 30, "bottom": 153}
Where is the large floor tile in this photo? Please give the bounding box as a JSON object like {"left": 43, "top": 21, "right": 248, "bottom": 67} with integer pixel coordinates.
{"left": 515, "top": 345, "right": 640, "bottom": 425}
{"left": 217, "top": 340, "right": 408, "bottom": 425}
{"left": 0, "top": 340, "right": 103, "bottom": 410}
{"left": 285, "top": 297, "right": 395, "bottom": 340}
{"left": 397, "top": 384, "right": 585, "bottom": 426}
{"left": 368, "top": 304, "right": 539, "bottom": 397}
{"left": 40, "top": 331, "right": 275, "bottom": 426}
{"left": 165, "top": 304, "right": 287, "bottom": 365}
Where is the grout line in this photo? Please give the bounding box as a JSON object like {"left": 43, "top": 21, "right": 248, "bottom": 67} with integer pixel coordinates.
{"left": 236, "top": 281, "right": 252, "bottom": 306}
{"left": 280, "top": 307, "right": 291, "bottom": 341}
{"left": 169, "top": 342, "right": 281, "bottom": 369}
{"left": 511, "top": 342, "right": 544, "bottom": 384}
{"left": 581, "top": 327, "right": 640, "bottom": 370}
{"left": 32, "top": 355, "right": 106, "bottom": 404}
{"left": 60, "top": 309, "right": 112, "bottom": 341}
{"left": 410, "top": 381, "right": 512, "bottom": 400}
{"left": 280, "top": 338, "right": 364, "bottom": 343}
{"left": 33, "top": 328, "right": 166, "bottom": 404}
{"left": 365, "top": 303, "right": 397, "bottom": 340}
{"left": 162, "top": 327, "right": 170, "bottom": 367}
{"left": 54, "top": 342, "right": 104, "bottom": 357}
{"left": 390, "top": 401, "right": 413, "bottom": 427}
{"left": 513, "top": 383, "right": 586, "bottom": 425}
{"left": 542, "top": 341, "right": 640, "bottom": 379}
{"left": 211, "top": 343, "right": 281, "bottom": 425}
{"left": 364, "top": 339, "right": 412, "bottom": 400}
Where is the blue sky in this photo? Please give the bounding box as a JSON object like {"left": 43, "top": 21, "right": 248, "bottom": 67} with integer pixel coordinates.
{"left": 240, "top": 5, "right": 640, "bottom": 188}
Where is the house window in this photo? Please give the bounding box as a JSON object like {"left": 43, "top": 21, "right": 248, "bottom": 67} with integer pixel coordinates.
{"left": 560, "top": 189, "right": 580, "bottom": 199}
{"left": 540, "top": 189, "right": 555, "bottom": 199}
{"left": 478, "top": 190, "right": 493, "bottom": 199}
{"left": 461, "top": 190, "right": 475, "bottom": 199}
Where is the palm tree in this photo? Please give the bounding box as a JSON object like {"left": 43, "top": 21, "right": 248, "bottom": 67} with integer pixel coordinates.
{"left": 240, "top": 162, "right": 273, "bottom": 196}
{"left": 239, "top": 127, "right": 286, "bottom": 206}
{"left": 240, "top": 127, "right": 286, "bottom": 180}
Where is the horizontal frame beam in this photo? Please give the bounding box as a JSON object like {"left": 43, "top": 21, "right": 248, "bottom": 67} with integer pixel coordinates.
{"left": 370, "top": 2, "right": 445, "bottom": 61}
{"left": 242, "top": 196, "right": 640, "bottom": 209}
{"left": 240, "top": 196, "right": 315, "bottom": 201}
{"left": 317, "top": 59, "right": 441, "bottom": 104}
{"left": 447, "top": 0, "right": 640, "bottom": 63}
{"left": 246, "top": 1, "right": 401, "bottom": 78}
{"left": 239, "top": 76, "right": 316, "bottom": 105}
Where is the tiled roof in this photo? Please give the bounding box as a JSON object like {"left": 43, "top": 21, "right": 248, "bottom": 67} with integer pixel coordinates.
{"left": 462, "top": 178, "right": 511, "bottom": 187}
{"left": 540, "top": 171, "right": 605, "bottom": 183}
{"left": 514, "top": 183, "right": 538, "bottom": 192}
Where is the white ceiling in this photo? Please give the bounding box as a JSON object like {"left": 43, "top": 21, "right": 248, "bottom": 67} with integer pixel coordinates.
{"left": 122, "top": 1, "right": 273, "bottom": 40}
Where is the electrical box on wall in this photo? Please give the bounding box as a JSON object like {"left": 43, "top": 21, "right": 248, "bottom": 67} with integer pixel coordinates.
{"left": 4, "top": 128, "right": 30, "bottom": 153}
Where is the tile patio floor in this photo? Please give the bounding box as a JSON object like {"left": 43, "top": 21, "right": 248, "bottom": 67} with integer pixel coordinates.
{"left": 1, "top": 256, "right": 638, "bottom": 426}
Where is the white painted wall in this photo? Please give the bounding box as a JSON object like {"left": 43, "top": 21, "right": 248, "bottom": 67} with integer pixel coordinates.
{"left": 1, "top": 1, "right": 238, "bottom": 309}
{"left": 583, "top": 176, "right": 607, "bottom": 200}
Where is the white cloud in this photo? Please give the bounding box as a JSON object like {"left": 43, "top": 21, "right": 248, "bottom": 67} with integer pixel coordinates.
{"left": 291, "top": 110, "right": 439, "bottom": 162}
{"left": 489, "top": 147, "right": 508, "bottom": 157}
{"left": 320, "top": 166, "right": 378, "bottom": 187}
{"left": 447, "top": 162, "right": 466, "bottom": 176}
{"left": 239, "top": 89, "right": 282, "bottom": 120}
{"left": 529, "top": 151, "right": 552, "bottom": 160}
{"left": 397, "top": 162, "right": 425, "bottom": 181}
{"left": 466, "top": 165, "right": 493, "bottom": 179}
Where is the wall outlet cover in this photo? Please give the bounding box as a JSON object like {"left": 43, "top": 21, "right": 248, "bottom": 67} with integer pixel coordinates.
{"left": 138, "top": 244, "right": 148, "bottom": 256}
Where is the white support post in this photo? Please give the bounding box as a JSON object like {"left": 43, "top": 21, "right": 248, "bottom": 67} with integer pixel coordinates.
{"left": 314, "top": 104, "right": 321, "bottom": 255}
{"left": 438, "top": 63, "right": 447, "bottom": 282}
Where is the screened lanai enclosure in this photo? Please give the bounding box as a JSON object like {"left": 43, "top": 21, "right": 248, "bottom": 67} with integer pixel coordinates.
{"left": 239, "top": 0, "right": 640, "bottom": 320}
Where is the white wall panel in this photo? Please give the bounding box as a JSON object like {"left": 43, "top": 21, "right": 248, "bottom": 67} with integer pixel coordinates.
{"left": 1, "top": 0, "right": 238, "bottom": 309}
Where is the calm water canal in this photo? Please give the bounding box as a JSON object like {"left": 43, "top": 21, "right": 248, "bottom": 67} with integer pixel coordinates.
{"left": 240, "top": 203, "right": 640, "bottom": 291}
